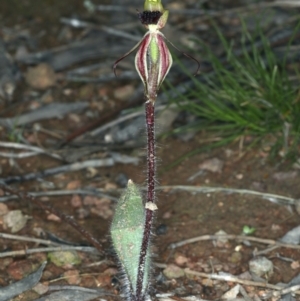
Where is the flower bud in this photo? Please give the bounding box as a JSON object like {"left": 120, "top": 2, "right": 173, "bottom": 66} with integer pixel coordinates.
{"left": 144, "top": 0, "right": 164, "bottom": 12}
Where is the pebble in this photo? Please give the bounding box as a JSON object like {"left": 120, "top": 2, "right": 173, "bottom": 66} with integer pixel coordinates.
{"left": 47, "top": 213, "right": 61, "bottom": 222}
{"left": 63, "top": 269, "right": 80, "bottom": 285}
{"left": 113, "top": 84, "right": 134, "bottom": 101}
{"left": 222, "top": 284, "right": 240, "bottom": 300}
{"left": 280, "top": 225, "right": 300, "bottom": 245}
{"left": 163, "top": 264, "right": 185, "bottom": 279}
{"left": 3, "top": 210, "right": 30, "bottom": 233}
{"left": 0, "top": 203, "right": 8, "bottom": 216}
{"left": 7, "top": 260, "right": 38, "bottom": 280}
{"left": 32, "top": 283, "right": 49, "bottom": 295}
{"left": 66, "top": 180, "right": 81, "bottom": 190}
{"left": 228, "top": 251, "right": 242, "bottom": 263}
{"left": 25, "top": 63, "right": 56, "bottom": 90}
{"left": 249, "top": 256, "right": 273, "bottom": 278}
{"left": 273, "top": 171, "right": 297, "bottom": 181}
{"left": 70, "top": 194, "right": 82, "bottom": 208}
{"left": 199, "top": 158, "right": 224, "bottom": 173}
{"left": 48, "top": 251, "right": 81, "bottom": 267}
{"left": 213, "top": 230, "right": 228, "bottom": 247}
{"left": 174, "top": 255, "right": 188, "bottom": 266}
{"left": 115, "top": 173, "right": 129, "bottom": 188}
{"left": 76, "top": 208, "right": 89, "bottom": 219}
{"left": 155, "top": 223, "right": 167, "bottom": 235}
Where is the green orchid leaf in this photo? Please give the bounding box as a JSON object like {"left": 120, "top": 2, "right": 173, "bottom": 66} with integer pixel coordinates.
{"left": 111, "top": 180, "right": 150, "bottom": 296}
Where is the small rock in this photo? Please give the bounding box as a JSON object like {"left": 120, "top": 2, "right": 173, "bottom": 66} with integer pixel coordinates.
{"left": 291, "top": 261, "right": 300, "bottom": 270}
{"left": 156, "top": 224, "right": 167, "bottom": 235}
{"left": 47, "top": 213, "right": 61, "bottom": 222}
{"left": 103, "top": 268, "right": 118, "bottom": 276}
{"left": 70, "top": 195, "right": 82, "bottom": 208}
{"left": 63, "top": 269, "right": 80, "bottom": 285}
{"left": 222, "top": 284, "right": 240, "bottom": 300}
{"left": 292, "top": 158, "right": 300, "bottom": 169}
{"left": 48, "top": 251, "right": 81, "bottom": 267}
{"left": 162, "top": 211, "right": 172, "bottom": 219}
{"left": 235, "top": 173, "right": 243, "bottom": 180}
{"left": 175, "top": 255, "right": 188, "bottom": 266}
{"left": 105, "top": 182, "right": 117, "bottom": 190}
{"left": 199, "top": 158, "right": 224, "bottom": 173}
{"left": 7, "top": 260, "right": 38, "bottom": 280}
{"left": 201, "top": 278, "right": 214, "bottom": 287}
{"left": 32, "top": 283, "right": 49, "bottom": 295}
{"left": 76, "top": 208, "right": 89, "bottom": 219}
{"left": 3, "top": 210, "right": 30, "bottom": 233}
{"left": 115, "top": 173, "right": 129, "bottom": 188}
{"left": 66, "top": 180, "right": 81, "bottom": 190}
{"left": 228, "top": 251, "right": 242, "bottom": 263}
{"left": 0, "top": 203, "right": 8, "bottom": 216}
{"left": 249, "top": 256, "right": 273, "bottom": 278}
{"left": 238, "top": 271, "right": 252, "bottom": 280}
{"left": 280, "top": 225, "right": 300, "bottom": 245}
{"left": 273, "top": 171, "right": 297, "bottom": 181}
{"left": 0, "top": 258, "right": 13, "bottom": 271}
{"left": 25, "top": 63, "right": 56, "bottom": 90}
{"left": 79, "top": 84, "right": 94, "bottom": 99}
{"left": 213, "top": 230, "right": 228, "bottom": 247}
{"left": 163, "top": 264, "right": 185, "bottom": 279}
{"left": 83, "top": 195, "right": 98, "bottom": 206}
{"left": 250, "top": 181, "right": 266, "bottom": 191}
{"left": 113, "top": 84, "right": 134, "bottom": 100}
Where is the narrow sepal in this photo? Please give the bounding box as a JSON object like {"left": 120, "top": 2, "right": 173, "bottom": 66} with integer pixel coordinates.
{"left": 157, "top": 10, "right": 169, "bottom": 29}
{"left": 156, "top": 32, "right": 173, "bottom": 87}
{"left": 134, "top": 33, "right": 152, "bottom": 87}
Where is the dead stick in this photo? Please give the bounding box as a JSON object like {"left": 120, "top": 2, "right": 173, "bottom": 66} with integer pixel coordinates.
{"left": 169, "top": 234, "right": 300, "bottom": 250}
{"left": 185, "top": 269, "right": 300, "bottom": 296}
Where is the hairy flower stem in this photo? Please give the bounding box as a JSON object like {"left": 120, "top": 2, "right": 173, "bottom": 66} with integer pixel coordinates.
{"left": 136, "top": 100, "right": 156, "bottom": 301}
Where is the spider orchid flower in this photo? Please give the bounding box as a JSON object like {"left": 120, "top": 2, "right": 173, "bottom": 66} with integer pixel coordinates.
{"left": 113, "top": 0, "right": 172, "bottom": 103}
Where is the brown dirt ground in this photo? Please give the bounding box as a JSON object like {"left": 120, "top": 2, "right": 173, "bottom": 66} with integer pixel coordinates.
{"left": 0, "top": 1, "right": 299, "bottom": 301}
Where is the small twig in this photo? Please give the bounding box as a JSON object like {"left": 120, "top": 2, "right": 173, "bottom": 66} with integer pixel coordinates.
{"left": 0, "top": 188, "right": 118, "bottom": 203}
{"left": 48, "top": 285, "right": 105, "bottom": 293}
{"left": 60, "top": 17, "right": 141, "bottom": 42}
{"left": 0, "top": 158, "right": 115, "bottom": 184}
{"left": 184, "top": 269, "right": 300, "bottom": 296}
{"left": 169, "top": 234, "right": 300, "bottom": 250}
{"left": 1, "top": 185, "right": 296, "bottom": 207}
{"left": 0, "top": 151, "right": 45, "bottom": 159}
{"left": 254, "top": 245, "right": 279, "bottom": 256}
{"left": 0, "top": 141, "right": 62, "bottom": 160}
{"left": 0, "top": 246, "right": 98, "bottom": 258}
{"left": 0, "top": 232, "right": 62, "bottom": 246}
{"left": 275, "top": 284, "right": 300, "bottom": 297}
{"left": 160, "top": 185, "right": 300, "bottom": 207}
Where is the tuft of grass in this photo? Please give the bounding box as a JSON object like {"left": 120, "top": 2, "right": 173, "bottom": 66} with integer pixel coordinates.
{"left": 165, "top": 20, "right": 300, "bottom": 163}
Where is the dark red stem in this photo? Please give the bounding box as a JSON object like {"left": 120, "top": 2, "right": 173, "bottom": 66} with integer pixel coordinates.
{"left": 136, "top": 100, "right": 156, "bottom": 301}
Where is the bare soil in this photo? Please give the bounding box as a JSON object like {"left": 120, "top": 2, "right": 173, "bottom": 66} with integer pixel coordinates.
{"left": 0, "top": 1, "right": 299, "bottom": 301}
